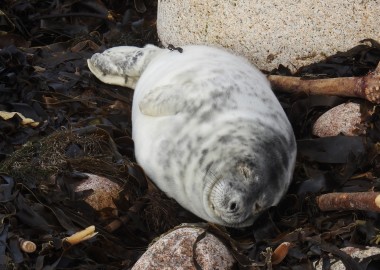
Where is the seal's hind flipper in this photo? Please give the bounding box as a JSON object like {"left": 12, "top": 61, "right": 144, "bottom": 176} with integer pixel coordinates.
{"left": 139, "top": 84, "right": 184, "bottom": 116}
{"left": 87, "top": 45, "right": 162, "bottom": 89}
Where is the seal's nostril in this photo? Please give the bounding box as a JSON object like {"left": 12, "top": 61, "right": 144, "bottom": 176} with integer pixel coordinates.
{"left": 229, "top": 202, "right": 237, "bottom": 211}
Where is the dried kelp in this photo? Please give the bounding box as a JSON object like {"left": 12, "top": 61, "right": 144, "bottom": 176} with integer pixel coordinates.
{"left": 1, "top": 1, "right": 380, "bottom": 269}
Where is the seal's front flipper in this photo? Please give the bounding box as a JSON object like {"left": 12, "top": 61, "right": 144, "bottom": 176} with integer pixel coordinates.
{"left": 138, "top": 85, "right": 185, "bottom": 117}
{"left": 139, "top": 79, "right": 216, "bottom": 117}
{"left": 87, "top": 45, "right": 163, "bottom": 89}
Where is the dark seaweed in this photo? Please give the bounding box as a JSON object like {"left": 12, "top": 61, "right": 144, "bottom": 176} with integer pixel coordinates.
{"left": 0, "top": 1, "right": 380, "bottom": 269}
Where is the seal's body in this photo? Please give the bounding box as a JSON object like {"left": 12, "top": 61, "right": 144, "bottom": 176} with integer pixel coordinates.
{"left": 87, "top": 45, "right": 296, "bottom": 227}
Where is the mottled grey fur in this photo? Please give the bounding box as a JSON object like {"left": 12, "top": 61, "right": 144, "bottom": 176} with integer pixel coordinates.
{"left": 88, "top": 45, "right": 297, "bottom": 227}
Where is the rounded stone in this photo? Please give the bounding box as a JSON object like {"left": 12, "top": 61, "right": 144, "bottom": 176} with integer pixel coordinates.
{"left": 314, "top": 246, "right": 380, "bottom": 270}
{"left": 72, "top": 173, "right": 122, "bottom": 211}
{"left": 157, "top": 0, "right": 380, "bottom": 72}
{"left": 312, "top": 102, "right": 365, "bottom": 137}
{"left": 131, "top": 227, "right": 235, "bottom": 270}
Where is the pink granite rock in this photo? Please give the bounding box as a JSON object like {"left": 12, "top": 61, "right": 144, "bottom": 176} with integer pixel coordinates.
{"left": 312, "top": 102, "right": 366, "bottom": 137}
{"left": 314, "top": 246, "right": 380, "bottom": 270}
{"left": 132, "top": 226, "right": 236, "bottom": 270}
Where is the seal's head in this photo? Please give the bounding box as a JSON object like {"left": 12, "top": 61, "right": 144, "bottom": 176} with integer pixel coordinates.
{"left": 202, "top": 164, "right": 253, "bottom": 226}
{"left": 203, "top": 160, "right": 284, "bottom": 227}
{"left": 201, "top": 129, "right": 296, "bottom": 227}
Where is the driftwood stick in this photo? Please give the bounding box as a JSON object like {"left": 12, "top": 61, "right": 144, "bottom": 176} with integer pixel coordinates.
{"left": 63, "top": 225, "right": 98, "bottom": 246}
{"left": 268, "top": 63, "right": 380, "bottom": 103}
{"left": 104, "top": 200, "right": 146, "bottom": 232}
{"left": 271, "top": 242, "right": 292, "bottom": 265}
{"left": 317, "top": 192, "right": 380, "bottom": 212}
{"left": 19, "top": 238, "right": 37, "bottom": 253}
{"left": 104, "top": 215, "right": 131, "bottom": 232}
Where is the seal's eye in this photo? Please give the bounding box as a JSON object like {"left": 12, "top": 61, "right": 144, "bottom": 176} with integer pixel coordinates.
{"left": 238, "top": 163, "right": 252, "bottom": 179}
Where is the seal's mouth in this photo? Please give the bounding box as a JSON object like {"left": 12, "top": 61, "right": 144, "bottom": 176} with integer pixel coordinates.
{"left": 219, "top": 213, "right": 255, "bottom": 228}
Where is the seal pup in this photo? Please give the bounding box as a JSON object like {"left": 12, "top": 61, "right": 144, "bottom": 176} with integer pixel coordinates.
{"left": 87, "top": 45, "right": 297, "bottom": 227}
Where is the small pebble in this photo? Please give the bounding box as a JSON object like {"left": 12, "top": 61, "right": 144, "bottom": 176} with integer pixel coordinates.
{"left": 132, "top": 226, "right": 235, "bottom": 270}
{"left": 312, "top": 102, "right": 365, "bottom": 137}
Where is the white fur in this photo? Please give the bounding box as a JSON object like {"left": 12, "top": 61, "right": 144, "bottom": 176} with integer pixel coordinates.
{"left": 88, "top": 45, "right": 297, "bottom": 227}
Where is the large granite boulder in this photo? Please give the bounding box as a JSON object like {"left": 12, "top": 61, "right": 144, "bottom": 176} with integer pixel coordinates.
{"left": 157, "top": 0, "right": 379, "bottom": 71}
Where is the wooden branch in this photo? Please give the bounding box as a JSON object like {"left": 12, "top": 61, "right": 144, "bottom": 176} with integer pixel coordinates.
{"left": 317, "top": 192, "right": 380, "bottom": 212}
{"left": 104, "top": 200, "right": 146, "bottom": 232}
{"left": 104, "top": 215, "right": 131, "bottom": 232}
{"left": 268, "top": 63, "right": 380, "bottom": 103}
